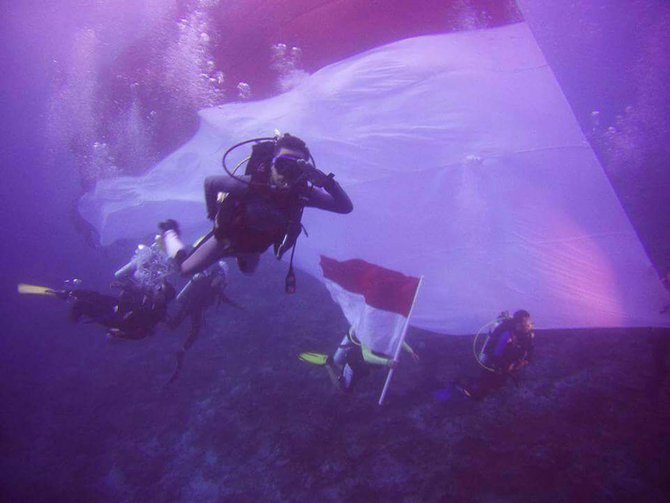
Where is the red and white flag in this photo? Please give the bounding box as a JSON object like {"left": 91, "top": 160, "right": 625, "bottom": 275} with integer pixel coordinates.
{"left": 320, "top": 256, "right": 421, "bottom": 357}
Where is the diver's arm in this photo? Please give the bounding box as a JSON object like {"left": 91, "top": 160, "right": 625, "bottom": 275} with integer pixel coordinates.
{"left": 304, "top": 176, "right": 353, "bottom": 214}
{"left": 361, "top": 346, "right": 397, "bottom": 367}
{"left": 204, "top": 175, "right": 251, "bottom": 219}
{"left": 361, "top": 342, "right": 416, "bottom": 367}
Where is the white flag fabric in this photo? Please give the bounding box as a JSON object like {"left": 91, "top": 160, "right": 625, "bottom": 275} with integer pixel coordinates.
{"left": 80, "top": 22, "right": 670, "bottom": 333}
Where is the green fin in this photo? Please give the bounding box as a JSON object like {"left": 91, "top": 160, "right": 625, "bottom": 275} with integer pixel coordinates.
{"left": 298, "top": 352, "right": 329, "bottom": 366}
{"left": 17, "top": 283, "right": 58, "bottom": 296}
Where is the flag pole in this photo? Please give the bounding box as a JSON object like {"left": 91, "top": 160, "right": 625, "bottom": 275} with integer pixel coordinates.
{"left": 378, "top": 275, "right": 424, "bottom": 406}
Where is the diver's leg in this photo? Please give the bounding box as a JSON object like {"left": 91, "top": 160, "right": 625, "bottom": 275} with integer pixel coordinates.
{"left": 107, "top": 327, "right": 149, "bottom": 340}
{"left": 70, "top": 290, "right": 118, "bottom": 324}
{"left": 167, "top": 304, "right": 187, "bottom": 330}
{"left": 324, "top": 333, "right": 353, "bottom": 392}
{"left": 163, "top": 229, "right": 187, "bottom": 261}
{"left": 332, "top": 334, "right": 352, "bottom": 367}
{"left": 182, "top": 311, "right": 203, "bottom": 352}
{"left": 160, "top": 219, "right": 187, "bottom": 260}
{"left": 236, "top": 253, "right": 260, "bottom": 275}
{"left": 340, "top": 363, "right": 355, "bottom": 392}
{"left": 179, "top": 235, "right": 230, "bottom": 276}
{"left": 166, "top": 312, "right": 203, "bottom": 385}
{"left": 467, "top": 371, "right": 505, "bottom": 400}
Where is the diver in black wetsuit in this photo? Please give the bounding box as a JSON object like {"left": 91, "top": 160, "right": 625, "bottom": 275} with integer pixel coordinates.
{"left": 57, "top": 278, "right": 175, "bottom": 340}
{"left": 165, "top": 261, "right": 240, "bottom": 384}
{"left": 159, "top": 133, "right": 353, "bottom": 290}
{"left": 20, "top": 240, "right": 176, "bottom": 339}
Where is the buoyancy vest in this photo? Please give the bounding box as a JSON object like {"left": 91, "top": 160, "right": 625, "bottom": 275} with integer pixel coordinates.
{"left": 215, "top": 181, "right": 305, "bottom": 255}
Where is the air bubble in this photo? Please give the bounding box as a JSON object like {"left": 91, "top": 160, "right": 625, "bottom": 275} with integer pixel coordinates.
{"left": 237, "top": 82, "right": 251, "bottom": 100}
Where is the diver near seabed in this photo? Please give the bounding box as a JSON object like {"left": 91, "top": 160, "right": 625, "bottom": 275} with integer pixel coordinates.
{"left": 18, "top": 240, "right": 176, "bottom": 339}
{"left": 660, "top": 269, "right": 670, "bottom": 315}
{"left": 165, "top": 261, "right": 241, "bottom": 385}
{"left": 454, "top": 310, "right": 535, "bottom": 400}
{"left": 300, "top": 327, "right": 419, "bottom": 393}
{"left": 158, "top": 132, "right": 353, "bottom": 293}
{"left": 648, "top": 269, "right": 670, "bottom": 402}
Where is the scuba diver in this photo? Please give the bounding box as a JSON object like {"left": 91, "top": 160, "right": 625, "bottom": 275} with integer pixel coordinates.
{"left": 19, "top": 278, "right": 175, "bottom": 340}
{"left": 165, "top": 261, "right": 241, "bottom": 384}
{"left": 300, "top": 327, "right": 419, "bottom": 393}
{"left": 455, "top": 310, "right": 535, "bottom": 400}
{"left": 159, "top": 132, "right": 353, "bottom": 292}
{"left": 647, "top": 329, "right": 670, "bottom": 404}
{"left": 660, "top": 269, "right": 670, "bottom": 314}
{"left": 102, "top": 239, "right": 176, "bottom": 338}
{"left": 18, "top": 240, "right": 176, "bottom": 339}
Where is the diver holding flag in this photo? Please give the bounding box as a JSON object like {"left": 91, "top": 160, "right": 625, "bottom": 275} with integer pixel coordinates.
{"left": 299, "top": 326, "right": 419, "bottom": 396}
{"left": 299, "top": 256, "right": 422, "bottom": 403}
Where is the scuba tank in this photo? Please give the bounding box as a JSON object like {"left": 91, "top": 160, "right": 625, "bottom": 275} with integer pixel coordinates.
{"left": 220, "top": 132, "right": 317, "bottom": 293}
{"left": 473, "top": 311, "right": 511, "bottom": 372}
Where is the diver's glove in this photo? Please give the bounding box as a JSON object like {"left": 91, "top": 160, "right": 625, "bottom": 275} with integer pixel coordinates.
{"left": 158, "top": 219, "right": 180, "bottom": 234}
{"left": 298, "top": 161, "right": 333, "bottom": 188}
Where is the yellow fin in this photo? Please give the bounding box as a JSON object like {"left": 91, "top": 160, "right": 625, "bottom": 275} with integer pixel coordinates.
{"left": 17, "top": 283, "right": 57, "bottom": 296}
{"left": 298, "top": 352, "right": 329, "bottom": 366}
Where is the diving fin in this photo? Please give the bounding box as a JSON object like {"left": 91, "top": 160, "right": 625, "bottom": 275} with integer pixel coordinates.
{"left": 17, "top": 283, "right": 59, "bottom": 297}
{"left": 298, "top": 352, "right": 329, "bottom": 366}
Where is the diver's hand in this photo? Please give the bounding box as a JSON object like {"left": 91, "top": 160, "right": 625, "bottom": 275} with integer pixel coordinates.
{"left": 410, "top": 352, "right": 420, "bottom": 364}
{"left": 388, "top": 359, "right": 400, "bottom": 370}
{"left": 300, "top": 163, "right": 330, "bottom": 188}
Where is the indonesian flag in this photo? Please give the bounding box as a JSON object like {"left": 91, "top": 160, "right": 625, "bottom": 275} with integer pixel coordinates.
{"left": 320, "top": 256, "right": 422, "bottom": 357}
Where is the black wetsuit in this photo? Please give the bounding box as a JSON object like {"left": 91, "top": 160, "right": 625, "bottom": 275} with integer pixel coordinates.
{"left": 177, "top": 173, "right": 353, "bottom": 275}
{"left": 69, "top": 285, "right": 172, "bottom": 340}
{"left": 648, "top": 330, "right": 670, "bottom": 402}
{"left": 165, "top": 268, "right": 238, "bottom": 384}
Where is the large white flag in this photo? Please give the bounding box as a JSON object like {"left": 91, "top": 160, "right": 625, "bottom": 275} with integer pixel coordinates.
{"left": 81, "top": 23, "right": 670, "bottom": 333}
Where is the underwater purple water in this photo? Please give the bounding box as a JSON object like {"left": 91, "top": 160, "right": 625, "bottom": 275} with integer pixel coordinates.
{"left": 1, "top": 1, "right": 669, "bottom": 501}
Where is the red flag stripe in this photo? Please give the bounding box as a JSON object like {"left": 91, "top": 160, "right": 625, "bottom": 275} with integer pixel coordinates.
{"left": 320, "top": 256, "right": 420, "bottom": 317}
